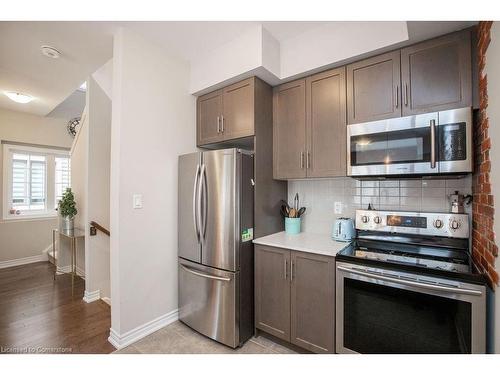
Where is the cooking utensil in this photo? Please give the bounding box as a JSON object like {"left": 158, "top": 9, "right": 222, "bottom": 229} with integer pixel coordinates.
{"left": 289, "top": 208, "right": 297, "bottom": 218}
{"left": 280, "top": 205, "right": 289, "bottom": 218}
{"left": 297, "top": 207, "right": 306, "bottom": 217}
{"left": 294, "top": 193, "right": 299, "bottom": 211}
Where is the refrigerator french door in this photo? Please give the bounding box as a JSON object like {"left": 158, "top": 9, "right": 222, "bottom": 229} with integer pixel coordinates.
{"left": 178, "top": 148, "right": 254, "bottom": 348}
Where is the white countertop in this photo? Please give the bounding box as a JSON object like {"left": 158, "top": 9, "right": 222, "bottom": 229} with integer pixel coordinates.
{"left": 253, "top": 231, "right": 351, "bottom": 257}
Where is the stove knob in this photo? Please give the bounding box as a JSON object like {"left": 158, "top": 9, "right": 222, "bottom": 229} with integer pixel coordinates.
{"left": 433, "top": 219, "right": 443, "bottom": 229}
{"left": 374, "top": 216, "right": 382, "bottom": 224}
{"left": 361, "top": 215, "right": 369, "bottom": 223}
{"left": 450, "top": 219, "right": 460, "bottom": 230}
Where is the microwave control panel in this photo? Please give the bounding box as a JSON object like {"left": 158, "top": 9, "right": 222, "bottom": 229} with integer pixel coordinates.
{"left": 439, "top": 122, "right": 466, "bottom": 161}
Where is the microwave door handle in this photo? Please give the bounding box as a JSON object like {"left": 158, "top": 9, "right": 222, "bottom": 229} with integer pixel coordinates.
{"left": 430, "top": 119, "right": 437, "bottom": 169}
{"left": 337, "top": 265, "right": 482, "bottom": 296}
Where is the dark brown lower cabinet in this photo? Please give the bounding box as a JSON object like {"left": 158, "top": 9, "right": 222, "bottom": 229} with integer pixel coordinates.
{"left": 254, "top": 245, "right": 335, "bottom": 353}
{"left": 255, "top": 245, "right": 291, "bottom": 341}
{"left": 290, "top": 251, "right": 335, "bottom": 353}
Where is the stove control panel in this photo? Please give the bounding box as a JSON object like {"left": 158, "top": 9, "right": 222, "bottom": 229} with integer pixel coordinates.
{"left": 355, "top": 210, "right": 470, "bottom": 239}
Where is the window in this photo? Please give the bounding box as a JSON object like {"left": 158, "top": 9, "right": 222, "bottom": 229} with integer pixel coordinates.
{"left": 55, "top": 156, "right": 71, "bottom": 208}
{"left": 3, "top": 143, "right": 70, "bottom": 219}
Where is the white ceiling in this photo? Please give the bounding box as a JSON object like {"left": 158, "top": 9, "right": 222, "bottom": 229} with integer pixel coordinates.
{"left": 0, "top": 21, "right": 476, "bottom": 118}
{"left": 0, "top": 22, "right": 114, "bottom": 116}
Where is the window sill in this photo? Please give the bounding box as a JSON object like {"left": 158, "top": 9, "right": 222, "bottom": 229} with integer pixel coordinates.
{"left": 2, "top": 213, "right": 58, "bottom": 223}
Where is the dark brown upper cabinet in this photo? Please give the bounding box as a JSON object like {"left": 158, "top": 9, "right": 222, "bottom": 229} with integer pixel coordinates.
{"left": 273, "top": 68, "right": 347, "bottom": 179}
{"left": 401, "top": 30, "right": 472, "bottom": 116}
{"left": 197, "top": 90, "right": 223, "bottom": 145}
{"left": 197, "top": 77, "right": 260, "bottom": 146}
{"left": 222, "top": 79, "right": 255, "bottom": 140}
{"left": 273, "top": 79, "right": 307, "bottom": 179}
{"left": 306, "top": 67, "right": 347, "bottom": 177}
{"left": 347, "top": 50, "right": 401, "bottom": 124}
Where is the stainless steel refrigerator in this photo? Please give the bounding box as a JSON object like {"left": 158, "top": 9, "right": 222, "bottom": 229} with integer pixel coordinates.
{"left": 178, "top": 148, "right": 254, "bottom": 348}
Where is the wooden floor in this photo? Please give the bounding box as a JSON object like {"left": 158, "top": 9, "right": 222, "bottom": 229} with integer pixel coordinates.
{"left": 0, "top": 261, "right": 114, "bottom": 354}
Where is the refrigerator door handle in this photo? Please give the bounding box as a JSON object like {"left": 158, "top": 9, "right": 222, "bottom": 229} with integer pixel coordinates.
{"left": 193, "top": 164, "right": 201, "bottom": 243}
{"left": 197, "top": 164, "right": 206, "bottom": 240}
{"left": 202, "top": 164, "right": 208, "bottom": 238}
{"left": 180, "top": 264, "right": 231, "bottom": 282}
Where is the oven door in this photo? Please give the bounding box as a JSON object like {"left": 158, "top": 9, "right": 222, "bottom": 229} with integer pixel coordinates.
{"left": 336, "top": 262, "right": 486, "bottom": 354}
{"left": 347, "top": 112, "right": 439, "bottom": 176}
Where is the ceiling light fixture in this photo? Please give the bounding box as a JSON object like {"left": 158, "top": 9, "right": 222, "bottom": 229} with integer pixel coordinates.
{"left": 4, "top": 92, "right": 34, "bottom": 104}
{"left": 41, "top": 45, "right": 61, "bottom": 59}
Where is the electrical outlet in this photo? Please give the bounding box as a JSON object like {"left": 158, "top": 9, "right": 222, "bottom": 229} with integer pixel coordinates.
{"left": 334, "top": 201, "right": 343, "bottom": 214}
{"left": 133, "top": 194, "right": 143, "bottom": 209}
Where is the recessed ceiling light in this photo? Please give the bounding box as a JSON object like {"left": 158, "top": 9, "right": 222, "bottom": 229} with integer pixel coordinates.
{"left": 4, "top": 92, "right": 34, "bottom": 104}
{"left": 41, "top": 45, "right": 61, "bottom": 59}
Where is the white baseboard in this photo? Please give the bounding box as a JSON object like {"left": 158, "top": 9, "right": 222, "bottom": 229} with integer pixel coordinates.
{"left": 108, "top": 309, "right": 179, "bottom": 350}
{"left": 101, "top": 297, "right": 111, "bottom": 306}
{"left": 0, "top": 254, "right": 47, "bottom": 269}
{"left": 42, "top": 243, "right": 54, "bottom": 256}
{"left": 56, "top": 265, "right": 85, "bottom": 278}
{"left": 83, "top": 289, "right": 101, "bottom": 303}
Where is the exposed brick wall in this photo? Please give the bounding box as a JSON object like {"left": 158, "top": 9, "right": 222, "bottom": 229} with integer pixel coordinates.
{"left": 472, "top": 21, "right": 499, "bottom": 288}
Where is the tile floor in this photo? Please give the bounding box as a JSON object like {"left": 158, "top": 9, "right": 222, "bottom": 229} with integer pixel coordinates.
{"left": 115, "top": 321, "right": 297, "bottom": 354}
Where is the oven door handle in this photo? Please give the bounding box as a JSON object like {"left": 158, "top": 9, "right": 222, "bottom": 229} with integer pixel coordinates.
{"left": 337, "top": 265, "right": 482, "bottom": 296}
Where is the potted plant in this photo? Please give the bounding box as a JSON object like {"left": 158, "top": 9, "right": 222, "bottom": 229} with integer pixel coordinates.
{"left": 58, "top": 188, "right": 77, "bottom": 231}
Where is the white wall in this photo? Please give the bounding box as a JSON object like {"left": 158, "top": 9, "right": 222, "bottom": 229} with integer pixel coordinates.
{"left": 190, "top": 22, "right": 410, "bottom": 95}
{"left": 86, "top": 77, "right": 111, "bottom": 298}
{"left": 485, "top": 21, "right": 500, "bottom": 353}
{"left": 0, "top": 108, "right": 72, "bottom": 263}
{"left": 190, "top": 25, "right": 267, "bottom": 94}
{"left": 279, "top": 21, "right": 408, "bottom": 78}
{"left": 110, "top": 28, "right": 196, "bottom": 340}
{"left": 92, "top": 58, "right": 113, "bottom": 100}
{"left": 68, "top": 106, "right": 88, "bottom": 273}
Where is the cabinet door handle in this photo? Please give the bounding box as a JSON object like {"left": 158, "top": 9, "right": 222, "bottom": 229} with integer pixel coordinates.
{"left": 217, "top": 116, "right": 220, "bottom": 134}
{"left": 306, "top": 151, "right": 311, "bottom": 169}
{"left": 221, "top": 115, "right": 224, "bottom": 133}
{"left": 404, "top": 83, "right": 408, "bottom": 106}
{"left": 300, "top": 151, "right": 304, "bottom": 169}
{"left": 290, "top": 260, "right": 294, "bottom": 281}
{"left": 395, "top": 85, "right": 399, "bottom": 108}
{"left": 284, "top": 259, "right": 288, "bottom": 280}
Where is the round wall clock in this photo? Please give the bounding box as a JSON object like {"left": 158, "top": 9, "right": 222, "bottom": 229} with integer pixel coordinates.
{"left": 67, "top": 117, "right": 81, "bottom": 137}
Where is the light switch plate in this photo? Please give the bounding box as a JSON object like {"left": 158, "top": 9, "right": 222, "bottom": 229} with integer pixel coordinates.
{"left": 133, "top": 194, "right": 143, "bottom": 209}
{"left": 334, "top": 201, "right": 343, "bottom": 214}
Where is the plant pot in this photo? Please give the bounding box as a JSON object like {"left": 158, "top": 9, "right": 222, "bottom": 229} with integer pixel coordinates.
{"left": 60, "top": 216, "right": 74, "bottom": 232}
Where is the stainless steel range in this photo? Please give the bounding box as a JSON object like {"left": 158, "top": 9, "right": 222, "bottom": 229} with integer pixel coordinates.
{"left": 336, "top": 209, "right": 487, "bottom": 354}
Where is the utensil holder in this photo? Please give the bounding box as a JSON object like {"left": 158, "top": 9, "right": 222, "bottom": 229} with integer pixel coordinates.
{"left": 285, "top": 217, "right": 301, "bottom": 235}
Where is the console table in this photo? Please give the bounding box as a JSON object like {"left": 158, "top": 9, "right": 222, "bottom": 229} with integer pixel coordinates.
{"left": 52, "top": 228, "right": 85, "bottom": 296}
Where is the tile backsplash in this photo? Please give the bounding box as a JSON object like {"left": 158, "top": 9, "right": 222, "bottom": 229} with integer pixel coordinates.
{"left": 287, "top": 176, "right": 472, "bottom": 235}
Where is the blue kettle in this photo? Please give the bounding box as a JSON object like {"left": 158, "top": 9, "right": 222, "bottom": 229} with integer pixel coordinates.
{"left": 332, "top": 218, "right": 356, "bottom": 242}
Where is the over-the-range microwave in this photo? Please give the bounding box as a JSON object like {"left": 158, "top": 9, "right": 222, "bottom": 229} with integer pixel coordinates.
{"left": 347, "top": 107, "right": 472, "bottom": 178}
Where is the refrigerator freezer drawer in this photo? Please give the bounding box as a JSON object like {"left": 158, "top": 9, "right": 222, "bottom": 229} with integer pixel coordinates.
{"left": 178, "top": 258, "right": 239, "bottom": 348}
